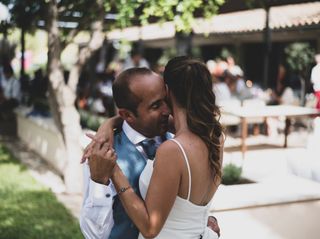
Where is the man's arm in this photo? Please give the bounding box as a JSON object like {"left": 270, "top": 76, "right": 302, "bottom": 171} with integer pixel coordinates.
{"left": 79, "top": 159, "right": 115, "bottom": 239}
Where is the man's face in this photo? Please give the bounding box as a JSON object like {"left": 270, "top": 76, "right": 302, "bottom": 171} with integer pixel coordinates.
{"left": 129, "top": 73, "right": 170, "bottom": 138}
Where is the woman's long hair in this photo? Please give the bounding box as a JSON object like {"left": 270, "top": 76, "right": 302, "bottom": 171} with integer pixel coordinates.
{"left": 164, "top": 56, "right": 223, "bottom": 181}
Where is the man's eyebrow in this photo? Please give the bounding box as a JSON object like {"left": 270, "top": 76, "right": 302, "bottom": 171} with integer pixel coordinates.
{"left": 149, "top": 99, "right": 162, "bottom": 107}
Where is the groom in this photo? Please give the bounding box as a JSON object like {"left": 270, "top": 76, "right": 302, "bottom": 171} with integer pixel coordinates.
{"left": 80, "top": 67, "right": 220, "bottom": 238}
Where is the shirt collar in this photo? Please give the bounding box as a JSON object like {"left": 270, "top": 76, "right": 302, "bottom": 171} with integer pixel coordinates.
{"left": 122, "top": 121, "right": 148, "bottom": 145}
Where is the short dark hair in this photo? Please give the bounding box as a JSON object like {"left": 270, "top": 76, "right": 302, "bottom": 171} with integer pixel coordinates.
{"left": 112, "top": 67, "right": 153, "bottom": 116}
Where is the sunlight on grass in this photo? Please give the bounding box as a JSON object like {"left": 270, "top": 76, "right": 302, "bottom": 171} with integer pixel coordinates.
{"left": 0, "top": 144, "right": 83, "bottom": 239}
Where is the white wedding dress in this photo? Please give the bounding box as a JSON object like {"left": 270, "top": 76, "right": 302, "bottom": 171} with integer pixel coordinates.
{"left": 138, "top": 139, "right": 219, "bottom": 239}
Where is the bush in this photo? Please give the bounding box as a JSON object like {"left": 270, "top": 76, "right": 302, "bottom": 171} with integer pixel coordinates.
{"left": 79, "top": 109, "right": 106, "bottom": 131}
{"left": 222, "top": 163, "right": 242, "bottom": 185}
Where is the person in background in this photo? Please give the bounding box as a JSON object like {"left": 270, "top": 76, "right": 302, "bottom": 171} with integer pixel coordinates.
{"left": 122, "top": 50, "right": 149, "bottom": 71}
{"left": 28, "top": 69, "right": 50, "bottom": 117}
{"left": 269, "top": 64, "right": 295, "bottom": 106}
{"left": 0, "top": 64, "right": 20, "bottom": 116}
{"left": 267, "top": 64, "right": 296, "bottom": 136}
{"left": 311, "top": 54, "right": 320, "bottom": 109}
{"left": 207, "top": 60, "right": 231, "bottom": 106}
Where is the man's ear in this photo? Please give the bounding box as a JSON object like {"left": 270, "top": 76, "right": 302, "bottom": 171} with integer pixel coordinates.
{"left": 118, "top": 108, "right": 135, "bottom": 123}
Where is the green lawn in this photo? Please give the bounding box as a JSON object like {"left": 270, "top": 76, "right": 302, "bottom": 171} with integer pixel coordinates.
{"left": 0, "top": 144, "right": 83, "bottom": 239}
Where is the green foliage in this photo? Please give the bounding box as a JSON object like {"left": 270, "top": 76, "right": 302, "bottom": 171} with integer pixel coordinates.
{"left": 137, "top": 0, "right": 225, "bottom": 33}
{"left": 4, "top": 0, "right": 225, "bottom": 47}
{"left": 158, "top": 47, "right": 177, "bottom": 66}
{"left": 220, "top": 47, "right": 232, "bottom": 60}
{"left": 0, "top": 144, "right": 83, "bottom": 239}
{"left": 285, "top": 42, "right": 315, "bottom": 75}
{"left": 221, "top": 163, "right": 242, "bottom": 185}
{"left": 79, "top": 109, "right": 106, "bottom": 131}
{"left": 1, "top": 0, "right": 47, "bottom": 32}
{"left": 245, "top": 0, "right": 267, "bottom": 9}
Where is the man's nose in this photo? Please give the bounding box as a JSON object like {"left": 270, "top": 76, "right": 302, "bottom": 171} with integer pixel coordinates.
{"left": 162, "top": 102, "right": 170, "bottom": 115}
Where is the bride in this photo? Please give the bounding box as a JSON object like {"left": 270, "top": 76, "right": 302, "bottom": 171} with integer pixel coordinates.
{"left": 90, "top": 56, "right": 224, "bottom": 238}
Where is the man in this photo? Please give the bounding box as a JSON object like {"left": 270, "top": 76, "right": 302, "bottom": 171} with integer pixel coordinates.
{"left": 80, "top": 67, "right": 171, "bottom": 239}
{"left": 122, "top": 50, "right": 149, "bottom": 71}
{"left": 80, "top": 68, "right": 220, "bottom": 238}
{"left": 311, "top": 54, "right": 320, "bottom": 109}
{"left": 0, "top": 64, "right": 20, "bottom": 114}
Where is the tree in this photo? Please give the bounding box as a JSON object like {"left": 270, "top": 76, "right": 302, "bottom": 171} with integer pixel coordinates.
{"left": 285, "top": 42, "right": 315, "bottom": 106}
{"left": 4, "top": 0, "right": 225, "bottom": 193}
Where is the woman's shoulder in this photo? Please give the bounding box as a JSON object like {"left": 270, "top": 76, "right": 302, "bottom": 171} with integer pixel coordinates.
{"left": 155, "top": 139, "right": 185, "bottom": 165}
{"left": 157, "top": 139, "right": 181, "bottom": 156}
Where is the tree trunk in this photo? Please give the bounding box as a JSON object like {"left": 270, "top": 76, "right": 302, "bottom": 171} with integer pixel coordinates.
{"left": 46, "top": 0, "right": 106, "bottom": 193}
{"left": 20, "top": 27, "right": 25, "bottom": 77}
{"left": 263, "top": 6, "right": 271, "bottom": 89}
{"left": 300, "top": 76, "right": 306, "bottom": 106}
{"left": 47, "top": 0, "right": 83, "bottom": 194}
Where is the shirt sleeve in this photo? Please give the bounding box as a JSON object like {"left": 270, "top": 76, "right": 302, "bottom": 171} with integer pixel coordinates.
{"left": 11, "top": 78, "right": 21, "bottom": 100}
{"left": 80, "top": 161, "right": 116, "bottom": 239}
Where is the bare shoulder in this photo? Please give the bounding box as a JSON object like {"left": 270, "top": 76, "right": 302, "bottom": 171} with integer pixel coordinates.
{"left": 156, "top": 139, "right": 181, "bottom": 157}
{"left": 154, "top": 140, "right": 183, "bottom": 166}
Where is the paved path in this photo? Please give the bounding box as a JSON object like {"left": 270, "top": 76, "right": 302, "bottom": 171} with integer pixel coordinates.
{"left": 212, "top": 200, "right": 320, "bottom": 239}
{"left": 210, "top": 130, "right": 320, "bottom": 239}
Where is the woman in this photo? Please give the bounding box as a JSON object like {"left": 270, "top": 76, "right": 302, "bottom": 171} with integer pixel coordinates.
{"left": 91, "top": 56, "right": 223, "bottom": 238}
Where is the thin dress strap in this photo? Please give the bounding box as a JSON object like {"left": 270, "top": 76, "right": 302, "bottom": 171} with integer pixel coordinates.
{"left": 170, "top": 138, "right": 191, "bottom": 201}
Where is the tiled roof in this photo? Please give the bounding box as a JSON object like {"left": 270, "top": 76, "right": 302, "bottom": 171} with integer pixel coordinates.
{"left": 107, "top": 22, "right": 175, "bottom": 41}
{"left": 270, "top": 2, "right": 320, "bottom": 30}
{"left": 194, "top": 2, "right": 320, "bottom": 34}
{"left": 107, "top": 2, "right": 320, "bottom": 41}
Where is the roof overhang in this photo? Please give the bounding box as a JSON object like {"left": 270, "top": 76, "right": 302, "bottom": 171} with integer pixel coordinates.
{"left": 107, "top": 2, "right": 320, "bottom": 48}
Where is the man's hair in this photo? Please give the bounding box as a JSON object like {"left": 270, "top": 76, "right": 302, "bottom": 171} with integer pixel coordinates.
{"left": 112, "top": 67, "right": 153, "bottom": 116}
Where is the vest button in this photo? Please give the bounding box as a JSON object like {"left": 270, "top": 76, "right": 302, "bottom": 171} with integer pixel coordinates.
{"left": 105, "top": 193, "right": 111, "bottom": 198}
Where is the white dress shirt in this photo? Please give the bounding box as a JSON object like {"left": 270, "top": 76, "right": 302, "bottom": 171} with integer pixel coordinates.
{"left": 311, "top": 64, "right": 320, "bottom": 91}
{"left": 2, "top": 75, "right": 21, "bottom": 101}
{"left": 80, "top": 121, "right": 163, "bottom": 239}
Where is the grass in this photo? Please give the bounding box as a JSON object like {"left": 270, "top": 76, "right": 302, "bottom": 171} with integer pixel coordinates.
{"left": 0, "top": 144, "right": 83, "bottom": 239}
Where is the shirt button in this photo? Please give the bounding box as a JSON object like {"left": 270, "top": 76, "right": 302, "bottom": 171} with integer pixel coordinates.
{"left": 106, "top": 193, "right": 111, "bottom": 198}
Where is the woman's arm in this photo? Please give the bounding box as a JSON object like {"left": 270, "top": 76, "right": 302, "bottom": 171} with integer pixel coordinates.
{"left": 81, "top": 115, "right": 123, "bottom": 163}
{"left": 111, "top": 141, "right": 181, "bottom": 238}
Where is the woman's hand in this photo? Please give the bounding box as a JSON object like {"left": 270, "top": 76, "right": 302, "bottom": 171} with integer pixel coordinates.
{"left": 88, "top": 142, "right": 117, "bottom": 185}
{"left": 81, "top": 116, "right": 123, "bottom": 163}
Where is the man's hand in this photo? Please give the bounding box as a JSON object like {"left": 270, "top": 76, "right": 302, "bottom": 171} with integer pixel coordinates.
{"left": 207, "top": 216, "right": 220, "bottom": 237}
{"left": 88, "top": 141, "right": 117, "bottom": 185}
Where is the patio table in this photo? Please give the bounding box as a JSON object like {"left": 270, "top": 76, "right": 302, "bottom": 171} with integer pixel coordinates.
{"left": 221, "top": 105, "right": 320, "bottom": 158}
